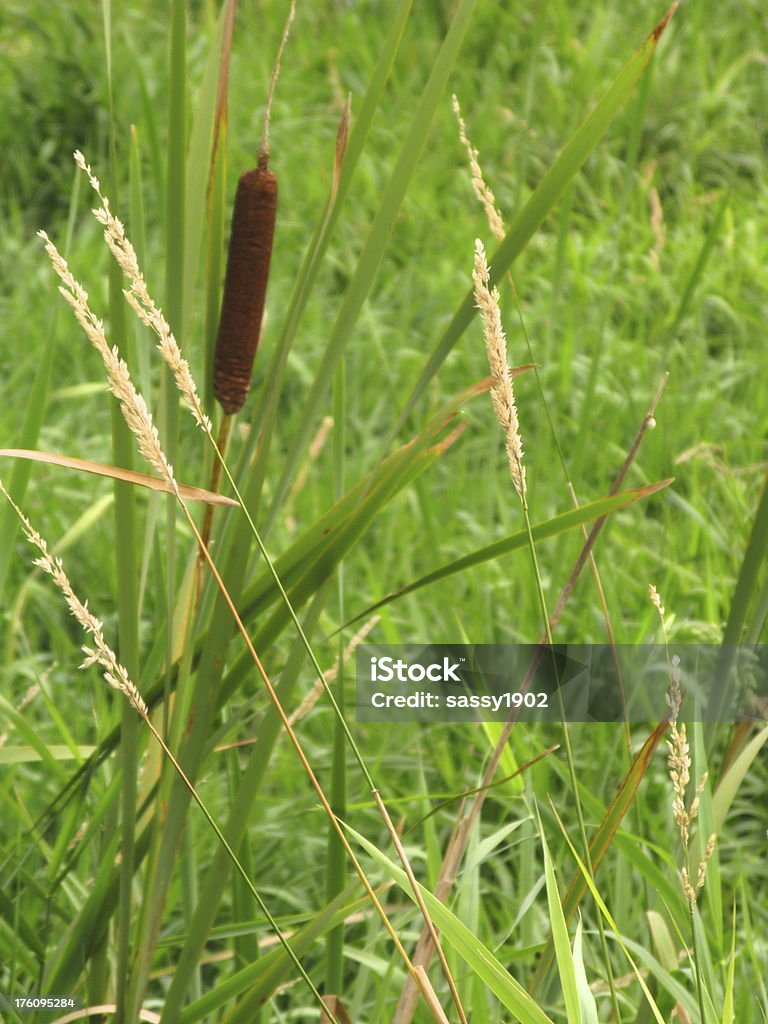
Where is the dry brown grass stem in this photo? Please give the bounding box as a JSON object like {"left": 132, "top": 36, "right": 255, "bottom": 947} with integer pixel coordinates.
{"left": 472, "top": 240, "right": 526, "bottom": 499}
{"left": 259, "top": 0, "right": 296, "bottom": 166}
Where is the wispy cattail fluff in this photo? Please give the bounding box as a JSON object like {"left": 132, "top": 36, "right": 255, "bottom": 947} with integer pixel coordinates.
{"left": 73, "top": 151, "right": 212, "bottom": 434}
{"left": 452, "top": 95, "right": 505, "bottom": 243}
{"left": 0, "top": 483, "right": 148, "bottom": 717}
{"left": 38, "top": 229, "right": 175, "bottom": 490}
{"left": 472, "top": 240, "right": 526, "bottom": 500}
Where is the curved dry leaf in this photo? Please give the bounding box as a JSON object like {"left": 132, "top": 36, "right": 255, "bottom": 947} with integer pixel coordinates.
{"left": 0, "top": 449, "right": 238, "bottom": 507}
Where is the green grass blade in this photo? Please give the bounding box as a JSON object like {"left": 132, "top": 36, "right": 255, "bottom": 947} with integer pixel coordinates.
{"left": 395, "top": 3, "right": 679, "bottom": 429}
{"left": 531, "top": 719, "right": 669, "bottom": 997}
{"left": 706, "top": 472, "right": 768, "bottom": 745}
{"left": 572, "top": 917, "right": 598, "bottom": 1024}
{"left": 341, "top": 481, "right": 672, "bottom": 630}
{"left": 721, "top": 901, "right": 736, "bottom": 1024}
{"left": 182, "top": 1, "right": 230, "bottom": 341}
{"left": 537, "top": 810, "right": 583, "bottom": 1024}
{"left": 548, "top": 801, "right": 667, "bottom": 1024}
{"left": 128, "top": 0, "right": 187, "bottom": 1014}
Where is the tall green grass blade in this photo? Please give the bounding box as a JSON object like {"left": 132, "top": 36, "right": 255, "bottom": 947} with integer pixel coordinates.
{"left": 572, "top": 917, "right": 598, "bottom": 1024}
{"left": 341, "top": 481, "right": 672, "bottom": 629}
{"left": 721, "top": 901, "right": 736, "bottom": 1024}
{"left": 326, "top": 363, "right": 347, "bottom": 995}
{"left": 692, "top": 721, "right": 722, "bottom": 955}
{"left": 395, "top": 3, "right": 679, "bottom": 429}
{"left": 709, "top": 723, "right": 768, "bottom": 835}
{"left": 128, "top": 0, "right": 187, "bottom": 1014}
{"left": 181, "top": 1, "right": 230, "bottom": 343}
{"left": 265, "top": 0, "right": 478, "bottom": 527}
{"left": 548, "top": 802, "right": 667, "bottom": 1024}
{"left": 706, "top": 473, "right": 768, "bottom": 745}
{"left": 538, "top": 811, "right": 583, "bottom": 1024}
{"left": 101, "top": 11, "right": 142, "bottom": 1008}
{"left": 531, "top": 720, "right": 669, "bottom": 996}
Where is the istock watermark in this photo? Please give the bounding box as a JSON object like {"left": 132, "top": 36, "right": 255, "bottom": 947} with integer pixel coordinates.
{"left": 355, "top": 644, "right": 768, "bottom": 723}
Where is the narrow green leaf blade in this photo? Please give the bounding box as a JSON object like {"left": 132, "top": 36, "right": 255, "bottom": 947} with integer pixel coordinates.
{"left": 538, "top": 813, "right": 583, "bottom": 1024}
{"left": 342, "top": 481, "right": 673, "bottom": 629}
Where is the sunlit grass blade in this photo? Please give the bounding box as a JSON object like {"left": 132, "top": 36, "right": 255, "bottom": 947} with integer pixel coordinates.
{"left": 537, "top": 808, "right": 583, "bottom": 1024}
{"left": 572, "top": 917, "right": 598, "bottom": 1024}
{"left": 548, "top": 800, "right": 667, "bottom": 1024}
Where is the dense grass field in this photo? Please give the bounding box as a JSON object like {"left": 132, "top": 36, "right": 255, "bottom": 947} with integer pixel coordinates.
{"left": 1, "top": 1, "right": 767, "bottom": 1022}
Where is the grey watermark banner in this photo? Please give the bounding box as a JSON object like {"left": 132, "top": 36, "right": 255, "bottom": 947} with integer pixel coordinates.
{"left": 355, "top": 644, "right": 768, "bottom": 723}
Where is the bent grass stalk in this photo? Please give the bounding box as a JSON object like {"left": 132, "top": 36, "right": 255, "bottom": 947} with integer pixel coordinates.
{"left": 0, "top": 481, "right": 338, "bottom": 1024}
{"left": 43, "top": 167, "right": 465, "bottom": 1020}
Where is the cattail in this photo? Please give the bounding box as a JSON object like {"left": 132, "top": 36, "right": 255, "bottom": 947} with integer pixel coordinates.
{"left": 213, "top": 162, "right": 278, "bottom": 414}
{"left": 213, "top": 0, "right": 295, "bottom": 416}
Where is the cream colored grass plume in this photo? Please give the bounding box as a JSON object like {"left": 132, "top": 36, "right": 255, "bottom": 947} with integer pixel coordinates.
{"left": 649, "top": 583, "right": 716, "bottom": 908}
{"left": 0, "top": 482, "right": 148, "bottom": 717}
{"left": 452, "top": 94, "right": 505, "bottom": 242}
{"left": 73, "top": 151, "right": 212, "bottom": 435}
{"left": 472, "top": 240, "right": 526, "bottom": 499}
{"left": 37, "top": 229, "right": 176, "bottom": 488}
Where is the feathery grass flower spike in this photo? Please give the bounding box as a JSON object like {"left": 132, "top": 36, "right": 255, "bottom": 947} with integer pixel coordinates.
{"left": 472, "top": 239, "right": 526, "bottom": 500}
{"left": 0, "top": 482, "right": 148, "bottom": 717}
{"left": 452, "top": 95, "right": 505, "bottom": 242}
{"left": 37, "top": 229, "right": 176, "bottom": 489}
{"left": 73, "top": 150, "right": 212, "bottom": 434}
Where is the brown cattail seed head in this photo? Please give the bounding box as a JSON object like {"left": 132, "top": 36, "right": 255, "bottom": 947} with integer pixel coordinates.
{"left": 214, "top": 166, "right": 278, "bottom": 415}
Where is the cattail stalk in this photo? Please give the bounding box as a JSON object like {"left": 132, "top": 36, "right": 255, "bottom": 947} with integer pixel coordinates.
{"left": 212, "top": 0, "right": 295, "bottom": 415}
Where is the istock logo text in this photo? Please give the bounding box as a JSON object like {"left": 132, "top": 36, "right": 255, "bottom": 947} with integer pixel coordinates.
{"left": 370, "top": 656, "right": 462, "bottom": 683}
